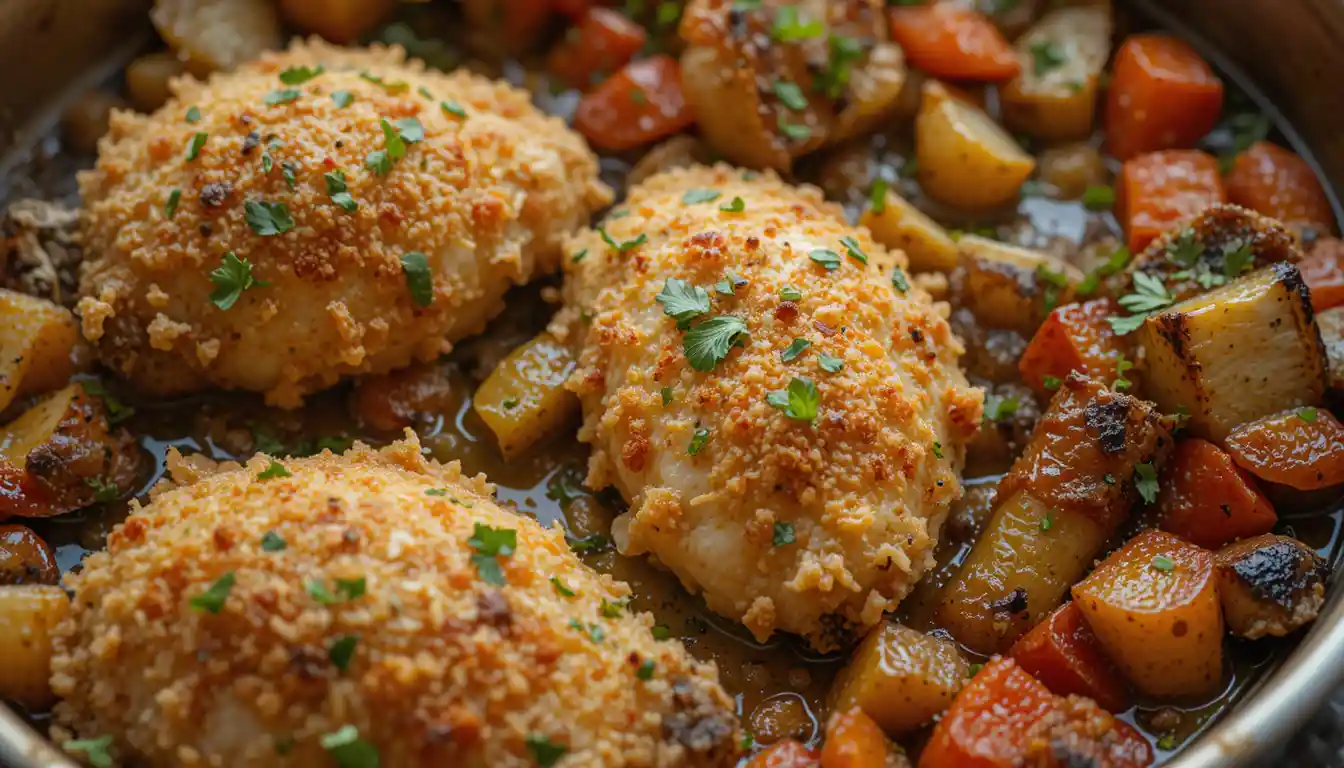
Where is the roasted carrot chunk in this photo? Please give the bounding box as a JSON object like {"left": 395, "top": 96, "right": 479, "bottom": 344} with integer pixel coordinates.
{"left": 1009, "top": 602, "right": 1131, "bottom": 713}
{"left": 547, "top": 7, "right": 648, "bottom": 89}
{"left": 1301, "top": 238, "right": 1344, "bottom": 312}
{"left": 748, "top": 740, "right": 820, "bottom": 768}
{"left": 887, "top": 3, "right": 1020, "bottom": 82}
{"left": 1118, "top": 150, "right": 1226, "bottom": 253}
{"left": 1224, "top": 408, "right": 1344, "bottom": 491}
{"left": 1158, "top": 438, "right": 1277, "bottom": 549}
{"left": 918, "top": 658, "right": 1058, "bottom": 768}
{"left": 1018, "top": 298, "right": 1131, "bottom": 397}
{"left": 820, "top": 709, "right": 889, "bottom": 768}
{"left": 574, "top": 55, "right": 695, "bottom": 151}
{"left": 1104, "top": 34, "right": 1224, "bottom": 161}
{"left": 1226, "top": 141, "right": 1335, "bottom": 234}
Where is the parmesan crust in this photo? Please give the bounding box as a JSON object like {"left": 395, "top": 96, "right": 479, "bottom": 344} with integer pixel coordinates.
{"left": 49, "top": 436, "right": 738, "bottom": 767}
{"left": 76, "top": 39, "right": 610, "bottom": 407}
{"left": 554, "top": 166, "right": 982, "bottom": 651}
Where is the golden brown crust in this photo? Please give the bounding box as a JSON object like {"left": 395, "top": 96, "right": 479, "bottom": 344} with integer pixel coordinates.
{"left": 76, "top": 39, "right": 610, "bottom": 407}
{"left": 49, "top": 436, "right": 738, "bottom": 767}
{"left": 553, "top": 165, "right": 981, "bottom": 651}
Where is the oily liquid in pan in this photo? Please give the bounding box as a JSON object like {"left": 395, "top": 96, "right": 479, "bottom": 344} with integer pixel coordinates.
{"left": 2, "top": 2, "right": 1342, "bottom": 766}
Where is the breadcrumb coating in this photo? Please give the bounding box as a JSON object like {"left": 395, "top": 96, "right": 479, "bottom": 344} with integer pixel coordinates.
{"left": 49, "top": 436, "right": 738, "bottom": 767}
{"left": 552, "top": 166, "right": 982, "bottom": 652}
{"left": 76, "top": 39, "right": 610, "bottom": 407}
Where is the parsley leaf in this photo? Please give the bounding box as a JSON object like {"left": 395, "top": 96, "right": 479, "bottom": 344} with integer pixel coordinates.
{"left": 681, "top": 188, "right": 722, "bottom": 204}
{"left": 261, "top": 531, "right": 287, "bottom": 551}
{"left": 441, "top": 100, "right": 468, "bottom": 119}
{"left": 1134, "top": 462, "right": 1159, "bottom": 505}
{"left": 772, "top": 5, "right": 824, "bottom": 41}
{"left": 401, "top": 251, "right": 434, "bottom": 307}
{"left": 1040, "top": 509, "right": 1055, "bottom": 532}
{"left": 209, "top": 252, "right": 268, "bottom": 310}
{"left": 1030, "top": 41, "right": 1067, "bottom": 75}
{"left": 332, "top": 90, "right": 354, "bottom": 107}
{"left": 1298, "top": 406, "right": 1319, "bottom": 423}
{"left": 781, "top": 337, "right": 810, "bottom": 362}
{"left": 598, "top": 226, "right": 648, "bottom": 252}
{"left": 567, "top": 533, "right": 609, "bottom": 553}
{"left": 164, "top": 188, "right": 181, "bottom": 219}
{"left": 244, "top": 200, "right": 295, "bottom": 236}
{"left": 380, "top": 117, "right": 408, "bottom": 160}
{"left": 840, "top": 236, "right": 868, "bottom": 264}
{"left": 891, "top": 266, "right": 910, "bottom": 293}
{"left": 185, "top": 131, "right": 208, "bottom": 160}
{"left": 264, "top": 88, "right": 302, "bottom": 105}
{"left": 810, "top": 249, "right": 842, "bottom": 271}
{"left": 63, "top": 736, "right": 114, "bottom": 768}
{"left": 1108, "top": 313, "right": 1148, "bottom": 335}
{"left": 526, "top": 734, "right": 568, "bottom": 767}
{"left": 1165, "top": 228, "right": 1202, "bottom": 267}
{"left": 1081, "top": 185, "right": 1115, "bottom": 210}
{"left": 777, "top": 116, "right": 812, "bottom": 141}
{"left": 257, "top": 460, "right": 292, "bottom": 480}
{"left": 279, "top": 65, "right": 324, "bottom": 84}
{"left": 766, "top": 377, "right": 819, "bottom": 422}
{"left": 321, "top": 725, "right": 380, "bottom": 768}
{"left": 329, "top": 635, "right": 359, "bottom": 671}
{"left": 932, "top": 441, "right": 944, "bottom": 459}
{"left": 818, "top": 353, "right": 844, "bottom": 373}
{"left": 656, "top": 278, "right": 711, "bottom": 329}
{"left": 773, "top": 521, "right": 796, "bottom": 546}
{"left": 551, "top": 577, "right": 576, "bottom": 597}
{"left": 1118, "top": 271, "right": 1174, "bottom": 314}
{"left": 468, "top": 523, "right": 517, "bottom": 586}
{"left": 661, "top": 387, "right": 674, "bottom": 405}
{"left": 1222, "top": 239, "right": 1255, "bottom": 278}
{"left": 637, "top": 659, "right": 656, "bottom": 680}
{"left": 869, "top": 176, "right": 889, "bottom": 213}
{"left": 688, "top": 426, "right": 711, "bottom": 455}
{"left": 1042, "top": 375, "right": 1062, "bottom": 390}
{"left": 720, "top": 196, "right": 746, "bottom": 213}
{"left": 817, "top": 34, "right": 864, "bottom": 98}
{"left": 393, "top": 117, "right": 425, "bottom": 144}
{"left": 683, "top": 315, "right": 749, "bottom": 371}
{"left": 189, "top": 571, "right": 236, "bottom": 614}
{"left": 780, "top": 285, "right": 803, "bottom": 301}
{"left": 773, "top": 79, "right": 808, "bottom": 110}
{"left": 324, "top": 170, "right": 358, "bottom": 212}
{"left": 1151, "top": 554, "right": 1176, "bottom": 572}
{"left": 365, "top": 150, "right": 392, "bottom": 175}
{"left": 185, "top": 106, "right": 202, "bottom": 123}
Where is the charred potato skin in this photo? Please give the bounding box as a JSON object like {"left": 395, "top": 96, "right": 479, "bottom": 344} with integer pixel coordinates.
{"left": 958, "top": 236, "right": 1084, "bottom": 336}
{"left": 1216, "top": 533, "right": 1328, "bottom": 639}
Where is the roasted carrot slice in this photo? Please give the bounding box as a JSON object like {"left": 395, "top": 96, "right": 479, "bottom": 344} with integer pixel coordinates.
{"left": 887, "top": 3, "right": 1020, "bottom": 82}
{"left": 547, "top": 7, "right": 648, "bottom": 89}
{"left": 1104, "top": 34, "right": 1224, "bottom": 161}
{"left": 1226, "top": 141, "right": 1335, "bottom": 234}
{"left": 918, "top": 658, "right": 1058, "bottom": 768}
{"left": 1118, "top": 150, "right": 1226, "bottom": 253}
{"left": 820, "top": 708, "right": 888, "bottom": 768}
{"left": 1018, "top": 298, "right": 1131, "bottom": 397}
{"left": 574, "top": 55, "right": 695, "bottom": 151}
{"left": 1158, "top": 438, "right": 1277, "bottom": 549}
{"left": 1224, "top": 408, "right": 1344, "bottom": 491}
{"left": 748, "top": 740, "right": 820, "bottom": 768}
{"left": 1301, "top": 238, "right": 1344, "bottom": 312}
{"left": 1009, "top": 602, "right": 1131, "bottom": 713}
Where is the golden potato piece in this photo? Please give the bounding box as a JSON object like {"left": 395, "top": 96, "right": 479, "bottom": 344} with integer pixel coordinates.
{"left": 0, "top": 289, "right": 89, "bottom": 413}
{"left": 124, "top": 52, "right": 188, "bottom": 113}
{"left": 1001, "top": 6, "right": 1112, "bottom": 141}
{"left": 152, "top": 0, "right": 282, "bottom": 74}
{"left": 829, "top": 622, "right": 968, "bottom": 735}
{"left": 916, "top": 82, "right": 1035, "bottom": 210}
{"left": 958, "top": 236, "right": 1083, "bottom": 335}
{"left": 473, "top": 332, "right": 579, "bottom": 459}
{"left": 860, "top": 190, "right": 960, "bottom": 273}
{"left": 0, "top": 585, "right": 69, "bottom": 710}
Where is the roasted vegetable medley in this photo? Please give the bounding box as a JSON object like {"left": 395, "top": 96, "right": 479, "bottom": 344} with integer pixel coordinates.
{"left": 2, "top": 0, "right": 1344, "bottom": 767}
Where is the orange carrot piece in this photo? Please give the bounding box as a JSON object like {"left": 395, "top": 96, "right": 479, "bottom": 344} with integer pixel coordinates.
{"left": 1226, "top": 141, "right": 1335, "bottom": 234}
{"left": 547, "top": 7, "right": 648, "bottom": 89}
{"left": 1018, "top": 298, "right": 1131, "bottom": 397}
{"left": 1301, "top": 238, "right": 1344, "bottom": 312}
{"left": 574, "top": 55, "right": 695, "bottom": 151}
{"left": 1118, "top": 150, "right": 1226, "bottom": 252}
{"left": 1158, "top": 438, "right": 1277, "bottom": 549}
{"left": 820, "top": 709, "right": 888, "bottom": 768}
{"left": 918, "top": 659, "right": 1058, "bottom": 768}
{"left": 1104, "top": 34, "right": 1224, "bottom": 161}
{"left": 748, "top": 740, "right": 820, "bottom": 768}
{"left": 887, "top": 3, "right": 1020, "bottom": 82}
{"left": 1008, "top": 602, "right": 1131, "bottom": 714}
{"left": 1225, "top": 408, "right": 1344, "bottom": 491}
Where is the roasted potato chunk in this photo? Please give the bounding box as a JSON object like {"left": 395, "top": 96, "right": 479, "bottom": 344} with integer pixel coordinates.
{"left": 473, "top": 333, "right": 579, "bottom": 459}
{"left": 0, "top": 525, "right": 58, "bottom": 586}
{"left": 1215, "top": 534, "right": 1327, "bottom": 639}
{"left": 0, "top": 384, "right": 140, "bottom": 518}
{"left": 917, "top": 82, "right": 1036, "bottom": 210}
{"left": 958, "top": 236, "right": 1085, "bottom": 336}
{"left": 1001, "top": 6, "right": 1113, "bottom": 141}
{"left": 1318, "top": 305, "right": 1344, "bottom": 391}
{"left": 124, "top": 52, "right": 187, "bottom": 113}
{"left": 829, "top": 622, "right": 969, "bottom": 735}
{"left": 152, "top": 0, "right": 282, "bottom": 74}
{"left": 1138, "top": 263, "right": 1328, "bottom": 442}
{"left": 278, "top": 0, "right": 397, "bottom": 43}
{"left": 0, "top": 584, "right": 69, "bottom": 710}
{"left": 860, "top": 190, "right": 960, "bottom": 273}
{"left": 0, "top": 289, "right": 89, "bottom": 414}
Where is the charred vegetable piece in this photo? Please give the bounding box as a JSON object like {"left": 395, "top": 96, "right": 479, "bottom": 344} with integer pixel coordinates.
{"left": 859, "top": 190, "right": 960, "bottom": 273}
{"left": 0, "top": 289, "right": 90, "bottom": 414}
{"left": 958, "top": 236, "right": 1083, "bottom": 336}
{"left": 0, "top": 584, "right": 70, "bottom": 710}
{"left": 829, "top": 622, "right": 969, "bottom": 735}
{"left": 473, "top": 333, "right": 579, "bottom": 459}
{"left": 0, "top": 384, "right": 139, "bottom": 518}
{"left": 1226, "top": 141, "right": 1336, "bottom": 235}
{"left": 1301, "top": 238, "right": 1344, "bottom": 312}
{"left": 547, "top": 7, "right": 648, "bottom": 90}
{"left": 1008, "top": 601, "right": 1131, "bottom": 714}
{"left": 916, "top": 83, "right": 1035, "bottom": 211}
{"left": 152, "top": 0, "right": 281, "bottom": 74}
{"left": 1017, "top": 298, "right": 1133, "bottom": 398}
{"left": 1319, "top": 306, "right": 1344, "bottom": 391}
{"left": 1000, "top": 5, "right": 1112, "bottom": 141}
{"left": 819, "top": 708, "right": 894, "bottom": 768}
{"left": 277, "top": 0, "right": 396, "bottom": 43}
{"left": 747, "top": 739, "right": 820, "bottom": 768}
{"left": 938, "top": 376, "right": 1173, "bottom": 653}
{"left": 1157, "top": 438, "right": 1277, "bottom": 549}
{"left": 1020, "top": 695, "right": 1153, "bottom": 768}
{"left": 1215, "top": 533, "right": 1327, "bottom": 639}
{"left": 887, "top": 3, "right": 1019, "bottom": 82}
{"left": 1104, "top": 34, "right": 1224, "bottom": 161}
{"left": 575, "top": 55, "right": 695, "bottom": 151}
{"left": 1118, "top": 150, "right": 1226, "bottom": 253}
{"left": 1138, "top": 264, "right": 1327, "bottom": 443}
{"left": 1073, "top": 530, "right": 1224, "bottom": 698}
{"left": 0, "top": 524, "right": 58, "bottom": 586}
{"left": 1224, "top": 407, "right": 1344, "bottom": 491}
{"left": 351, "top": 363, "right": 463, "bottom": 434}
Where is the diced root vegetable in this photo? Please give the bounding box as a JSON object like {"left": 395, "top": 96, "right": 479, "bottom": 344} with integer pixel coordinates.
{"left": 1157, "top": 439, "right": 1277, "bottom": 549}
{"left": 819, "top": 709, "right": 890, "bottom": 768}
{"left": 1072, "top": 531, "right": 1224, "bottom": 698}
{"left": 1036, "top": 143, "right": 1108, "bottom": 200}
{"left": 0, "top": 584, "right": 69, "bottom": 710}
{"left": 547, "top": 7, "right": 648, "bottom": 90}
{"left": 277, "top": 0, "right": 398, "bottom": 43}
{"left": 1226, "top": 141, "right": 1335, "bottom": 235}
{"left": 1104, "top": 34, "right": 1224, "bottom": 161}
{"left": 574, "top": 55, "right": 695, "bottom": 151}
{"left": 1301, "top": 238, "right": 1344, "bottom": 312}
{"left": 0, "top": 289, "right": 90, "bottom": 413}
{"left": 1223, "top": 408, "right": 1344, "bottom": 491}
{"left": 916, "top": 82, "right": 1036, "bottom": 211}
{"left": 887, "top": 4, "right": 1020, "bottom": 82}
{"left": 958, "top": 236, "right": 1083, "bottom": 336}
{"left": 1118, "top": 150, "right": 1227, "bottom": 253}
{"left": 124, "top": 53, "right": 187, "bottom": 113}
{"left": 828, "top": 622, "right": 968, "bottom": 735}
{"left": 472, "top": 333, "right": 580, "bottom": 459}
{"left": 0, "top": 524, "right": 59, "bottom": 586}
{"left": 152, "top": 0, "right": 282, "bottom": 74}
{"left": 1319, "top": 306, "right": 1344, "bottom": 392}
{"left": 1009, "top": 601, "right": 1130, "bottom": 713}
{"left": 1000, "top": 6, "right": 1112, "bottom": 141}
{"left": 1017, "top": 298, "right": 1130, "bottom": 397}
{"left": 1215, "top": 534, "right": 1327, "bottom": 639}
{"left": 746, "top": 740, "right": 820, "bottom": 768}
{"left": 461, "top": 0, "right": 552, "bottom": 54}
{"left": 918, "top": 659, "right": 1057, "bottom": 768}
{"left": 859, "top": 192, "right": 959, "bottom": 273}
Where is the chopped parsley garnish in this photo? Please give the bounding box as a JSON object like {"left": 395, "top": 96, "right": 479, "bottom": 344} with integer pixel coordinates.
{"left": 688, "top": 426, "right": 711, "bottom": 455}
{"left": 401, "top": 251, "right": 434, "bottom": 307}
{"left": 257, "top": 460, "right": 292, "bottom": 480}
{"left": 468, "top": 523, "right": 517, "bottom": 586}
{"left": 780, "top": 285, "right": 803, "bottom": 301}
{"left": 637, "top": 659, "right": 656, "bottom": 680}
{"left": 209, "top": 252, "right": 268, "bottom": 310}
{"left": 985, "top": 395, "right": 1019, "bottom": 423}
{"left": 1113, "top": 356, "right": 1134, "bottom": 391}
{"left": 1166, "top": 228, "right": 1202, "bottom": 267}
{"left": 1042, "top": 375, "right": 1062, "bottom": 390}
{"left": 85, "top": 476, "right": 119, "bottom": 503}
{"left": 777, "top": 116, "right": 812, "bottom": 141}
{"left": 891, "top": 266, "right": 910, "bottom": 293}
{"left": 600, "top": 599, "right": 625, "bottom": 619}
{"left": 1134, "top": 462, "right": 1159, "bottom": 505}
{"left": 1157, "top": 733, "right": 1178, "bottom": 751}
{"left": 244, "top": 200, "right": 295, "bottom": 236}
{"left": 818, "top": 34, "right": 864, "bottom": 98}
{"left": 359, "top": 71, "right": 409, "bottom": 93}
{"left": 307, "top": 577, "right": 366, "bottom": 604}
{"left": 567, "top": 532, "right": 610, "bottom": 553}
{"left": 1110, "top": 271, "right": 1174, "bottom": 334}
{"left": 773, "top": 79, "right": 808, "bottom": 110}
{"left": 1030, "top": 41, "right": 1068, "bottom": 75}
{"left": 279, "top": 64, "right": 324, "bottom": 84}
{"left": 1037, "top": 264, "right": 1069, "bottom": 312}
{"left": 63, "top": 736, "right": 114, "bottom": 768}
{"left": 324, "top": 170, "right": 358, "bottom": 212}
{"left": 772, "top": 521, "right": 796, "bottom": 546}
{"left": 441, "top": 100, "right": 468, "bottom": 119}
{"left": 185, "top": 106, "right": 202, "bottom": 123}
{"left": 766, "top": 377, "right": 819, "bottom": 422}
{"left": 185, "top": 131, "right": 208, "bottom": 160}
{"left": 840, "top": 236, "right": 868, "bottom": 264}
{"left": 869, "top": 176, "right": 889, "bottom": 213}
{"left": 932, "top": 441, "right": 944, "bottom": 459}
{"left": 810, "top": 248, "right": 842, "bottom": 271}
{"left": 1222, "top": 239, "right": 1255, "bottom": 278}
{"left": 571, "top": 249, "right": 588, "bottom": 264}
{"left": 1081, "top": 185, "right": 1115, "bottom": 210}
{"left": 772, "top": 5, "right": 824, "bottom": 41}
{"left": 656, "top": 277, "right": 711, "bottom": 329}
{"left": 715, "top": 277, "right": 735, "bottom": 296}
{"left": 551, "top": 577, "right": 575, "bottom": 597}
{"left": 332, "top": 90, "right": 354, "bottom": 107}
{"left": 526, "top": 734, "right": 568, "bottom": 767}
{"left": 682, "top": 188, "right": 722, "bottom": 204}
{"left": 282, "top": 161, "right": 299, "bottom": 190}
{"left": 79, "top": 380, "right": 134, "bottom": 424}
{"left": 683, "top": 315, "right": 749, "bottom": 371}
{"left": 189, "top": 571, "right": 236, "bottom": 614}
{"left": 651, "top": 624, "right": 672, "bottom": 640}
{"left": 1298, "top": 406, "right": 1319, "bottom": 423}
{"left": 502, "top": 398, "right": 519, "bottom": 410}
{"left": 661, "top": 387, "right": 674, "bottom": 405}
{"left": 366, "top": 149, "right": 392, "bottom": 175}
{"left": 967, "top": 662, "right": 983, "bottom": 676}
{"left": 329, "top": 635, "right": 359, "bottom": 671}
{"left": 720, "top": 196, "right": 746, "bottom": 213}
{"left": 1078, "top": 246, "right": 1131, "bottom": 295}
{"left": 393, "top": 117, "right": 425, "bottom": 143}
{"left": 164, "top": 188, "right": 181, "bottom": 219}
{"left": 741, "top": 732, "right": 757, "bottom": 751}
{"left": 1152, "top": 554, "right": 1176, "bottom": 572}
{"left": 264, "top": 88, "right": 301, "bottom": 105}
{"left": 818, "top": 353, "right": 843, "bottom": 373}
{"left": 321, "top": 725, "right": 379, "bottom": 768}
{"left": 261, "top": 531, "right": 287, "bottom": 551}
{"left": 1040, "top": 509, "right": 1055, "bottom": 532}
{"left": 569, "top": 619, "right": 605, "bottom": 643}
{"left": 598, "top": 226, "right": 648, "bottom": 252}
{"left": 781, "top": 338, "right": 811, "bottom": 362}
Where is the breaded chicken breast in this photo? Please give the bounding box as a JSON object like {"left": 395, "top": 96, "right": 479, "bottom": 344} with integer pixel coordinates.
{"left": 553, "top": 166, "right": 983, "bottom": 652}
{"left": 76, "top": 39, "right": 611, "bottom": 408}
{"left": 49, "top": 436, "right": 738, "bottom": 767}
